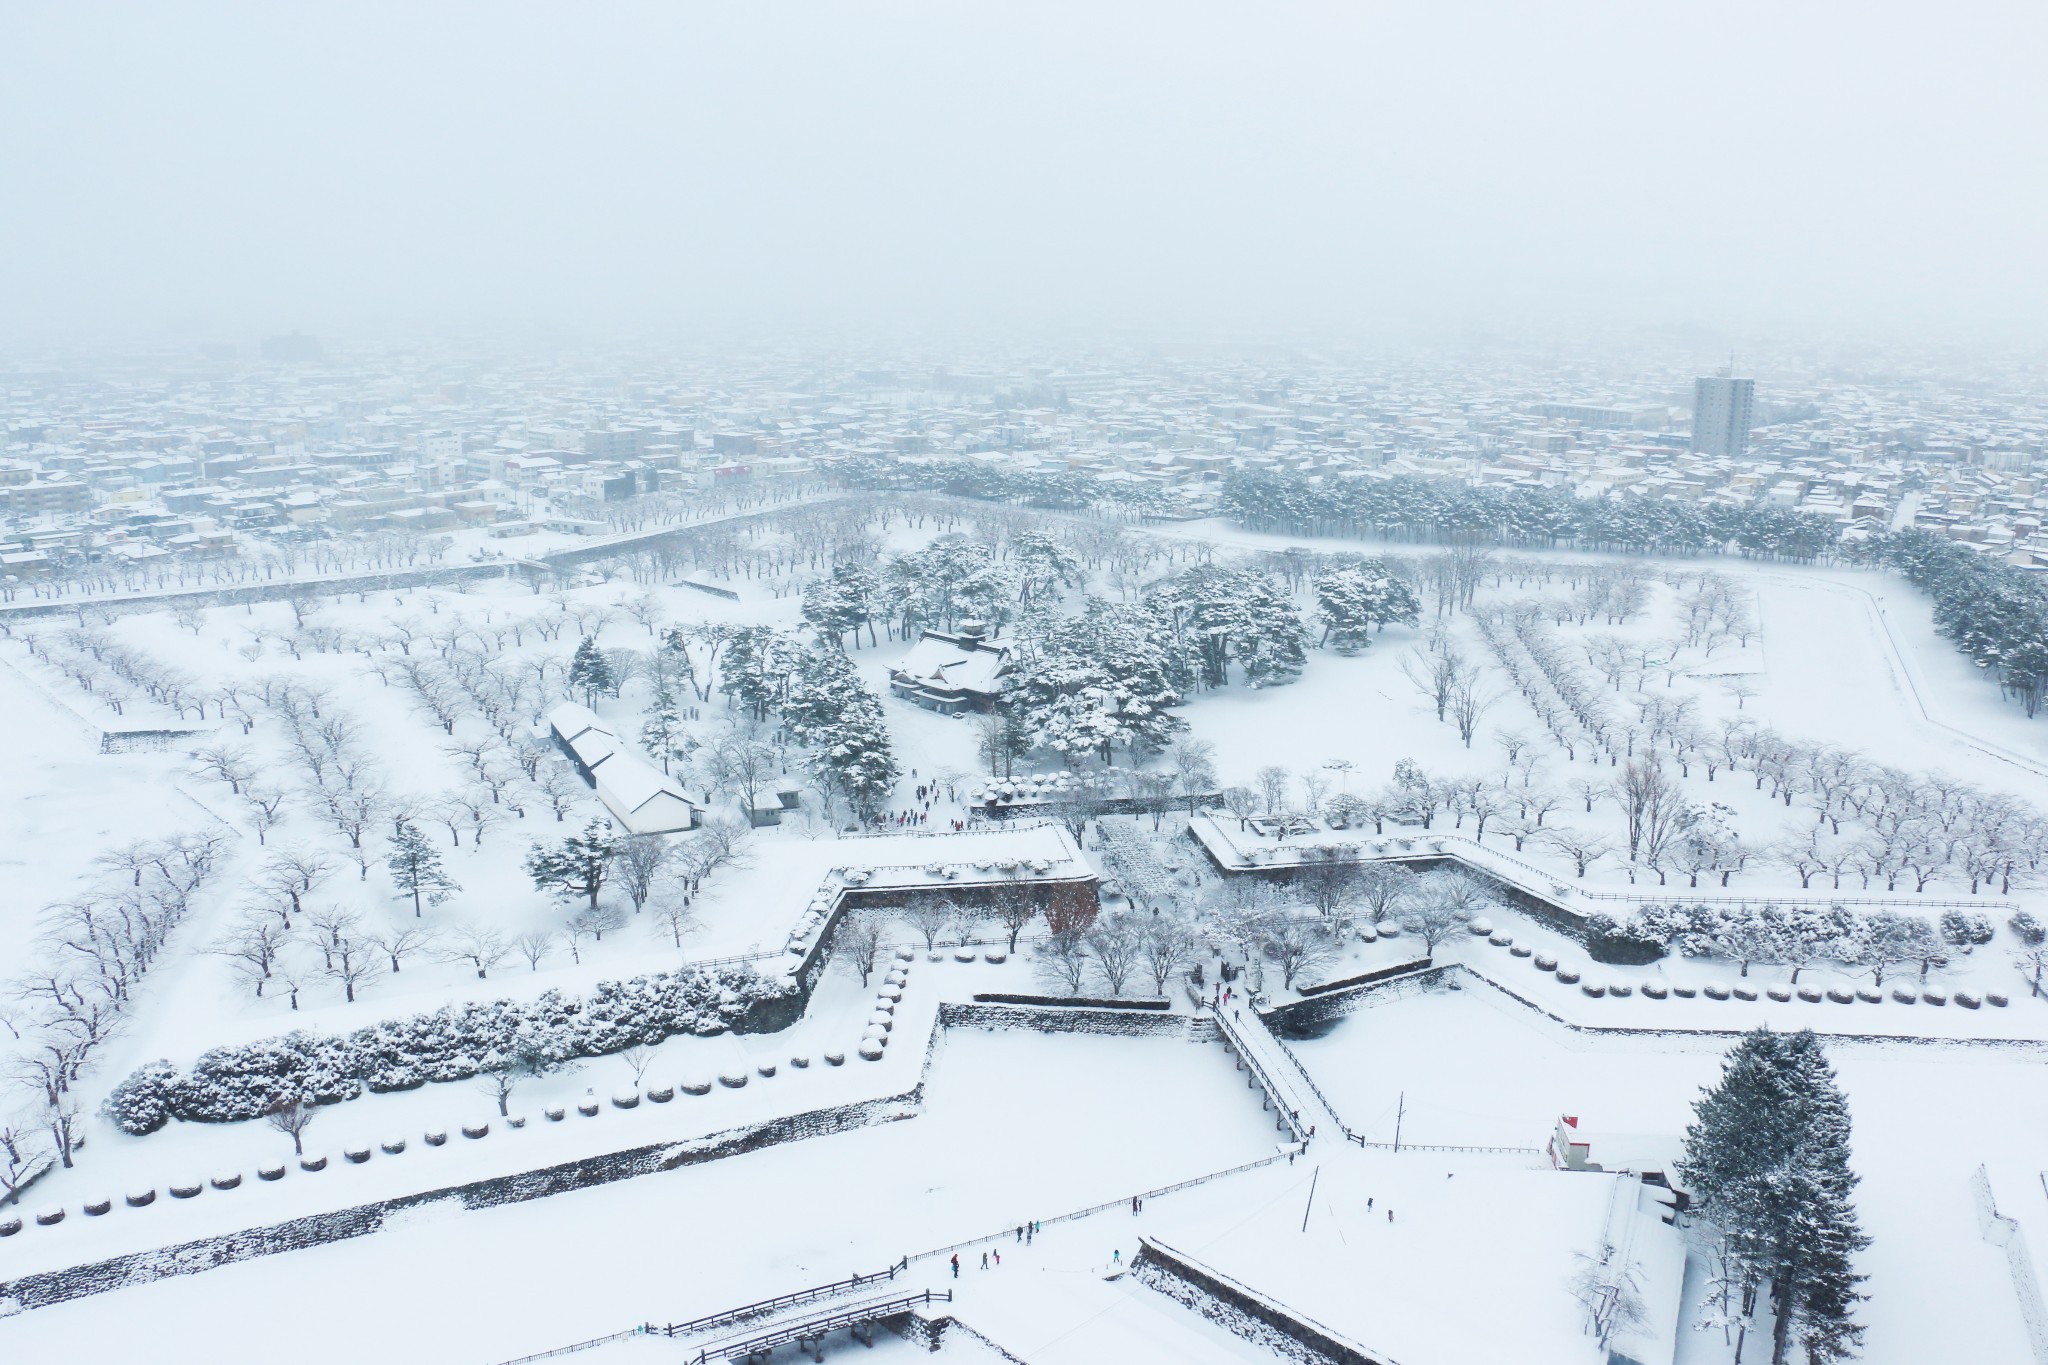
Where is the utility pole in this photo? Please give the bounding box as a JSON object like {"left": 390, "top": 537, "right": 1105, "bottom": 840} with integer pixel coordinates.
{"left": 1301, "top": 1165, "right": 1320, "bottom": 1234}
{"left": 1393, "top": 1092, "right": 1405, "bottom": 1154}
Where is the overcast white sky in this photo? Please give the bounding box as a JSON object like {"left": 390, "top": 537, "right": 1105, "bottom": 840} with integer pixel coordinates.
{"left": 2, "top": 2, "right": 2044, "bottom": 346}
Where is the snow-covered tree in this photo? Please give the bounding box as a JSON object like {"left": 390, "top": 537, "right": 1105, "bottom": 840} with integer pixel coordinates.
{"left": 802, "top": 564, "right": 882, "bottom": 649}
{"left": 387, "top": 820, "right": 460, "bottom": 918}
{"left": 1002, "top": 598, "right": 1187, "bottom": 764}
{"left": 525, "top": 819, "right": 622, "bottom": 911}
{"left": 782, "top": 647, "right": 900, "bottom": 818}
{"left": 567, "top": 636, "right": 616, "bottom": 707}
{"left": 1150, "top": 565, "right": 1308, "bottom": 690}
{"left": 639, "top": 677, "right": 687, "bottom": 773}
{"left": 1315, "top": 562, "right": 1422, "bottom": 653}
{"left": 1679, "top": 1029, "right": 1868, "bottom": 1365}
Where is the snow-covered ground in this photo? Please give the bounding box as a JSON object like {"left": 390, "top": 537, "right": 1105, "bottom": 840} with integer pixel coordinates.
{"left": 7, "top": 511, "right": 2048, "bottom": 1365}
{"left": 0, "top": 1026, "right": 1287, "bottom": 1363}
{"left": 1291, "top": 983, "right": 2043, "bottom": 1365}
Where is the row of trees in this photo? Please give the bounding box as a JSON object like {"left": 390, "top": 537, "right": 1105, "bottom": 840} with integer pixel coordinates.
{"left": 3, "top": 832, "right": 226, "bottom": 1201}
{"left": 1856, "top": 527, "right": 2048, "bottom": 717}
{"left": 1217, "top": 468, "right": 1845, "bottom": 560}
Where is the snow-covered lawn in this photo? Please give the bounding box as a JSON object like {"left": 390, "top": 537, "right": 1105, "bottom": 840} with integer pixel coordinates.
{"left": 0, "top": 1026, "right": 1284, "bottom": 1363}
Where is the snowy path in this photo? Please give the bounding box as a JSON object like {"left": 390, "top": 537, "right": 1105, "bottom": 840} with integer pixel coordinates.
{"left": 1753, "top": 572, "right": 2048, "bottom": 780}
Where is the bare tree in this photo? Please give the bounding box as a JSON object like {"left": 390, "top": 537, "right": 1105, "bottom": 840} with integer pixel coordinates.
{"left": 988, "top": 881, "right": 1041, "bottom": 953}
{"left": 1448, "top": 674, "right": 1497, "bottom": 748}
{"left": 530, "top": 765, "right": 586, "bottom": 822}
{"left": 211, "top": 911, "right": 290, "bottom": 996}
{"left": 835, "top": 915, "right": 885, "bottom": 984}
{"left": 1295, "top": 844, "right": 1361, "bottom": 916}
{"left": 1262, "top": 913, "right": 1341, "bottom": 990}
{"left": 0, "top": 1122, "right": 52, "bottom": 1206}
{"left": 265, "top": 1097, "right": 318, "bottom": 1156}
{"left": 1255, "top": 765, "right": 1292, "bottom": 816}
{"left": 675, "top": 817, "right": 750, "bottom": 890}
{"left": 369, "top": 924, "right": 436, "bottom": 973}
{"left": 513, "top": 930, "right": 556, "bottom": 971}
{"left": 619, "top": 1044, "right": 655, "bottom": 1089}
{"left": 1354, "top": 862, "right": 1409, "bottom": 924}
{"left": 1141, "top": 914, "right": 1200, "bottom": 995}
{"left": 1219, "top": 785, "right": 1260, "bottom": 830}
{"left": 1397, "top": 870, "right": 1490, "bottom": 954}
{"left": 1539, "top": 825, "right": 1615, "bottom": 878}
{"left": 642, "top": 884, "right": 698, "bottom": 948}
{"left": 440, "top": 924, "right": 512, "bottom": 979}
{"left": 1033, "top": 928, "right": 1089, "bottom": 995}
{"left": 612, "top": 834, "right": 675, "bottom": 914}
{"left": 242, "top": 785, "right": 289, "bottom": 844}
{"left": 192, "top": 743, "right": 255, "bottom": 795}
{"left": 321, "top": 927, "right": 378, "bottom": 1004}
{"left": 1169, "top": 737, "right": 1219, "bottom": 815}
{"left": 901, "top": 896, "right": 956, "bottom": 952}
{"left": 1400, "top": 644, "right": 1469, "bottom": 723}
{"left": 1083, "top": 913, "right": 1144, "bottom": 996}
{"left": 564, "top": 904, "right": 627, "bottom": 962}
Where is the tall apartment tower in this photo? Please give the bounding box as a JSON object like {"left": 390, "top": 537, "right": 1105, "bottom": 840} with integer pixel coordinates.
{"left": 1691, "top": 375, "right": 1755, "bottom": 457}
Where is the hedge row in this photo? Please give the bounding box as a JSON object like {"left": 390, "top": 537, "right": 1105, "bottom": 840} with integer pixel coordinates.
{"left": 106, "top": 965, "right": 790, "bottom": 1135}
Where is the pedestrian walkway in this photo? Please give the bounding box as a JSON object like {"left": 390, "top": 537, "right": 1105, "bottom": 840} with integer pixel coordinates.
{"left": 1209, "top": 1001, "right": 1330, "bottom": 1145}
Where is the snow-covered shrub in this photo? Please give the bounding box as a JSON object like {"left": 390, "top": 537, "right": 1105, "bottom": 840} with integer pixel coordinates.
{"left": 2010, "top": 912, "right": 2046, "bottom": 947}
{"left": 1583, "top": 912, "right": 1669, "bottom": 966}
{"left": 1939, "top": 910, "right": 1994, "bottom": 952}
{"left": 106, "top": 965, "right": 791, "bottom": 1134}
{"left": 103, "top": 1060, "right": 178, "bottom": 1135}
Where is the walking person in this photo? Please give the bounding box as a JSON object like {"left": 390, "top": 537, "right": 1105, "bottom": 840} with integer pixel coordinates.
{"left": 981, "top": 1251, "right": 988, "bottom": 1270}
{"left": 951, "top": 1254, "right": 960, "bottom": 1278}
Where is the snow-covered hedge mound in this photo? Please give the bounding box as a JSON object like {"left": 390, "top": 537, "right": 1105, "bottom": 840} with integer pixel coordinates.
{"left": 105, "top": 965, "right": 790, "bottom": 1135}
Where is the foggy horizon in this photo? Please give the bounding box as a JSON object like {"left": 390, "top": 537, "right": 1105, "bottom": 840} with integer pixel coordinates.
{"left": 4, "top": 2, "right": 2047, "bottom": 349}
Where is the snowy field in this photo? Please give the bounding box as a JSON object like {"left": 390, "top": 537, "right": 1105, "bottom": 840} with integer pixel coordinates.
{"left": 1291, "top": 984, "right": 2043, "bottom": 1365}
{"left": 6, "top": 504, "right": 2048, "bottom": 1365}
{"left": 0, "top": 1027, "right": 1286, "bottom": 1363}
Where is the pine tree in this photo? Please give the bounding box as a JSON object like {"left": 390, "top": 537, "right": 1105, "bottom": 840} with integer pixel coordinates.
{"left": 1680, "top": 1029, "right": 1868, "bottom": 1365}
{"left": 640, "top": 678, "right": 686, "bottom": 773}
{"left": 778, "top": 648, "right": 898, "bottom": 817}
{"left": 1315, "top": 563, "right": 1422, "bottom": 653}
{"left": 721, "top": 626, "right": 797, "bottom": 720}
{"left": 525, "top": 819, "right": 622, "bottom": 910}
{"left": 387, "top": 819, "right": 460, "bottom": 917}
{"left": 1149, "top": 566, "right": 1307, "bottom": 689}
{"left": 1003, "top": 598, "right": 1187, "bottom": 764}
{"left": 568, "top": 636, "right": 617, "bottom": 707}
{"left": 802, "top": 564, "right": 881, "bottom": 649}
